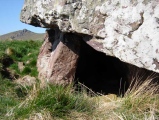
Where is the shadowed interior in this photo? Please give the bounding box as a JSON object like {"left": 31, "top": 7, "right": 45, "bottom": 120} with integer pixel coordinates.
{"left": 75, "top": 40, "right": 129, "bottom": 95}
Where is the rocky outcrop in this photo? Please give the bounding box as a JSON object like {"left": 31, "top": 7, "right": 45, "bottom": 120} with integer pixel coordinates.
{"left": 20, "top": 0, "right": 159, "bottom": 88}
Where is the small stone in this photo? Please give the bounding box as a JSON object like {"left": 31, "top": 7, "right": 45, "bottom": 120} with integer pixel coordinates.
{"left": 27, "top": 53, "right": 31, "bottom": 56}
{"left": 26, "top": 60, "right": 30, "bottom": 64}
{"left": 18, "top": 62, "right": 25, "bottom": 72}
{"left": 16, "top": 75, "right": 36, "bottom": 86}
{"left": 5, "top": 48, "right": 14, "bottom": 56}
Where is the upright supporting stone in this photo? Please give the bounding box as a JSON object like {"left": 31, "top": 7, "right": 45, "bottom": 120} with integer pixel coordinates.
{"left": 37, "top": 29, "right": 80, "bottom": 84}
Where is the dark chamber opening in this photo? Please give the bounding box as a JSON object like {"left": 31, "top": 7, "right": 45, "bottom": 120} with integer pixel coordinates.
{"left": 75, "top": 40, "right": 129, "bottom": 95}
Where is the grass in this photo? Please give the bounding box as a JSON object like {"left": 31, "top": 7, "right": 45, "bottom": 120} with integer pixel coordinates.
{"left": 95, "top": 74, "right": 159, "bottom": 120}
{"left": 7, "top": 83, "right": 96, "bottom": 120}
{"left": 0, "top": 40, "right": 96, "bottom": 120}
{"left": 5, "top": 75, "right": 159, "bottom": 120}
{"left": 0, "top": 40, "right": 42, "bottom": 119}
{"left": 116, "top": 76, "right": 159, "bottom": 119}
{"left": 0, "top": 40, "right": 42, "bottom": 77}
{"left": 0, "top": 74, "right": 28, "bottom": 119}
{"left": 1, "top": 40, "right": 159, "bottom": 119}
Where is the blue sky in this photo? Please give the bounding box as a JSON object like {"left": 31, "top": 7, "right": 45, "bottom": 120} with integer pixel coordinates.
{"left": 0, "top": 0, "right": 46, "bottom": 35}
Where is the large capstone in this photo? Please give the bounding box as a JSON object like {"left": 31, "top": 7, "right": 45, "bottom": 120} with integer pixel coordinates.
{"left": 21, "top": 0, "right": 159, "bottom": 73}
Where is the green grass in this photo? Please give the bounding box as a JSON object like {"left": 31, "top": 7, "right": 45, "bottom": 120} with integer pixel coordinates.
{"left": 0, "top": 40, "right": 42, "bottom": 77}
{"left": 8, "top": 83, "right": 96, "bottom": 120}
{"left": 0, "top": 74, "right": 27, "bottom": 119}
{"left": 0, "top": 40, "right": 42, "bottom": 119}
{"left": 0, "top": 40, "right": 96, "bottom": 120}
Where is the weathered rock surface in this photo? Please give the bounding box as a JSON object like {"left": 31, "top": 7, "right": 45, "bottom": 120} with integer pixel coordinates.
{"left": 37, "top": 29, "right": 80, "bottom": 83}
{"left": 21, "top": 0, "right": 159, "bottom": 74}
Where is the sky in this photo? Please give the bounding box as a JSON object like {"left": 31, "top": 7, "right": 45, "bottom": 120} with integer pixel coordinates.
{"left": 0, "top": 0, "right": 46, "bottom": 35}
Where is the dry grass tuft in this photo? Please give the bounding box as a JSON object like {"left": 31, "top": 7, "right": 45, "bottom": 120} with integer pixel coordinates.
{"left": 125, "top": 73, "right": 159, "bottom": 97}
{"left": 92, "top": 71, "right": 159, "bottom": 120}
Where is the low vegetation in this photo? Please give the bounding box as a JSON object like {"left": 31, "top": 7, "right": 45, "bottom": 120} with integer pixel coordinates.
{"left": 0, "top": 40, "right": 42, "bottom": 77}
{"left": 0, "top": 40, "right": 159, "bottom": 120}
{"left": 0, "top": 40, "right": 42, "bottom": 119}
{"left": 97, "top": 76, "right": 159, "bottom": 120}
{"left": 7, "top": 83, "right": 96, "bottom": 120}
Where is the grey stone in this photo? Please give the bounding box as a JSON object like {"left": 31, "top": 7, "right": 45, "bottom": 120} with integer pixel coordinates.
{"left": 20, "top": 0, "right": 159, "bottom": 73}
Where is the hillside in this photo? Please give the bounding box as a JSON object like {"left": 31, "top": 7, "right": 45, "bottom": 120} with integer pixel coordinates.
{"left": 0, "top": 29, "right": 45, "bottom": 40}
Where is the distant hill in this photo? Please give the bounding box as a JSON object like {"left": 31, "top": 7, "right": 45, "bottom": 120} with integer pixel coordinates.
{"left": 0, "top": 29, "right": 45, "bottom": 40}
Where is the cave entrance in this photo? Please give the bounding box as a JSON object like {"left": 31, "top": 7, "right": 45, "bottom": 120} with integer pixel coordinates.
{"left": 75, "top": 40, "right": 129, "bottom": 95}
